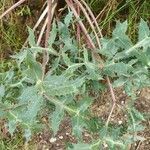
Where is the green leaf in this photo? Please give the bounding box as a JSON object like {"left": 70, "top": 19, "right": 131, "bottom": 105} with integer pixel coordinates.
{"left": 113, "top": 77, "right": 128, "bottom": 87}
{"left": 48, "top": 21, "right": 57, "bottom": 47}
{"left": 26, "top": 52, "right": 43, "bottom": 81}
{"left": 125, "top": 37, "right": 150, "bottom": 55}
{"left": 78, "top": 96, "right": 92, "bottom": 113}
{"left": 113, "top": 21, "right": 128, "bottom": 35}
{"left": 104, "top": 137, "right": 125, "bottom": 149}
{"left": 125, "top": 135, "right": 145, "bottom": 144}
{"left": 113, "top": 21, "right": 132, "bottom": 50}
{"left": 24, "top": 128, "right": 32, "bottom": 142}
{"left": 27, "top": 27, "right": 36, "bottom": 47}
{"left": 19, "top": 87, "right": 36, "bottom": 103}
{"left": 50, "top": 106, "right": 64, "bottom": 135}
{"left": 62, "top": 52, "right": 73, "bottom": 66}
{"left": 27, "top": 47, "right": 58, "bottom": 56}
{"left": 135, "top": 50, "right": 150, "bottom": 66}
{"left": 138, "top": 19, "right": 150, "bottom": 41}
{"left": 19, "top": 87, "right": 43, "bottom": 123}
{"left": 128, "top": 123, "right": 145, "bottom": 132}
{"left": 69, "top": 143, "right": 91, "bottom": 150}
{"left": 11, "top": 50, "right": 27, "bottom": 66}
{"left": 63, "top": 38, "right": 78, "bottom": 52}
{"left": 104, "top": 62, "right": 129, "bottom": 76}
{"left": 72, "top": 115, "right": 86, "bottom": 138}
{"left": 85, "top": 62, "right": 103, "bottom": 80}
{"left": 65, "top": 63, "right": 84, "bottom": 75}
{"left": 84, "top": 49, "right": 89, "bottom": 63}
{"left": 132, "top": 108, "right": 145, "bottom": 121}
{"left": 0, "top": 84, "right": 5, "bottom": 99}
{"left": 100, "top": 38, "right": 118, "bottom": 58}
{"left": 8, "top": 120, "right": 17, "bottom": 135}
{"left": 21, "top": 95, "right": 43, "bottom": 123}
{"left": 64, "top": 11, "right": 73, "bottom": 27}
{"left": 44, "top": 74, "right": 85, "bottom": 96}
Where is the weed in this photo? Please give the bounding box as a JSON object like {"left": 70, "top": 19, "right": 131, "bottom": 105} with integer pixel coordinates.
{"left": 0, "top": 0, "right": 150, "bottom": 149}
{"left": 0, "top": 15, "right": 149, "bottom": 149}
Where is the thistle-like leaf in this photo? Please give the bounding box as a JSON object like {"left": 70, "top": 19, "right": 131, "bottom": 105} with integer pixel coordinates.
{"left": 27, "top": 27, "right": 36, "bottom": 47}
{"left": 50, "top": 106, "right": 64, "bottom": 135}
{"left": 138, "top": 19, "right": 150, "bottom": 41}
{"left": 44, "top": 74, "right": 85, "bottom": 96}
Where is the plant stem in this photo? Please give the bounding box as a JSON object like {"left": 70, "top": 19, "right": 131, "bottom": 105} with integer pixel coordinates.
{"left": 105, "top": 76, "right": 116, "bottom": 127}
{"left": 42, "top": 0, "right": 52, "bottom": 80}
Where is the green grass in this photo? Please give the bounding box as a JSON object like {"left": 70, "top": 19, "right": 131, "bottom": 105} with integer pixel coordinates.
{"left": 86, "top": 0, "right": 150, "bottom": 38}
{"left": 0, "top": 0, "right": 30, "bottom": 60}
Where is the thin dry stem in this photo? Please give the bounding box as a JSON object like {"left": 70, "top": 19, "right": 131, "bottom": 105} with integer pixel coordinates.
{"left": 42, "top": 0, "right": 53, "bottom": 80}
{"left": 37, "top": 18, "right": 48, "bottom": 46}
{"left": 66, "top": 0, "right": 104, "bottom": 68}
{"left": 76, "top": 5, "right": 81, "bottom": 45}
{"left": 72, "top": 0, "right": 101, "bottom": 49}
{"left": 33, "top": 6, "right": 48, "bottom": 31}
{"left": 105, "top": 76, "right": 116, "bottom": 127}
{"left": 66, "top": 1, "right": 95, "bottom": 50}
{"left": 80, "top": 0, "right": 103, "bottom": 38}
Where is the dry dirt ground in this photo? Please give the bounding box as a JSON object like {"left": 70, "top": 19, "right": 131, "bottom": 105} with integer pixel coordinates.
{"left": 0, "top": 88, "right": 149, "bottom": 150}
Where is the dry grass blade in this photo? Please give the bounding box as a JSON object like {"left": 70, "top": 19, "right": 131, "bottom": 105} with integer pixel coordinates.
{"left": 105, "top": 76, "right": 116, "bottom": 127}
{"left": 72, "top": 0, "right": 101, "bottom": 49}
{"left": 66, "top": 0, "right": 95, "bottom": 50}
{"left": 42, "top": 0, "right": 53, "bottom": 80}
{"left": 33, "top": 6, "right": 48, "bottom": 31}
{"left": 67, "top": 0, "right": 117, "bottom": 127}
{"left": 80, "top": 0, "right": 103, "bottom": 38}
{"left": 37, "top": 18, "right": 48, "bottom": 46}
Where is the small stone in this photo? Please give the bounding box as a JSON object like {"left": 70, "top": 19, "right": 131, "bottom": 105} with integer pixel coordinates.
{"left": 49, "top": 137, "right": 57, "bottom": 143}
{"left": 121, "top": 101, "right": 125, "bottom": 105}
{"left": 103, "top": 143, "right": 108, "bottom": 148}
{"left": 118, "top": 120, "right": 122, "bottom": 124}
{"left": 66, "top": 132, "right": 69, "bottom": 135}
{"left": 84, "top": 132, "right": 89, "bottom": 137}
{"left": 58, "top": 135, "right": 63, "bottom": 139}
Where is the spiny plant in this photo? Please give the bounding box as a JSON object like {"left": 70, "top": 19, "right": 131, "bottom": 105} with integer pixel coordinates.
{"left": 0, "top": 12, "right": 150, "bottom": 149}
{"left": 0, "top": 0, "right": 150, "bottom": 149}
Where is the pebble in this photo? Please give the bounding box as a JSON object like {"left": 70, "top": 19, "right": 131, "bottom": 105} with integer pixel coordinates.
{"left": 84, "top": 132, "right": 90, "bottom": 137}
{"left": 121, "top": 101, "right": 125, "bottom": 105}
{"left": 103, "top": 143, "right": 108, "bottom": 148}
{"left": 118, "top": 120, "right": 123, "bottom": 124}
{"left": 66, "top": 132, "right": 69, "bottom": 135}
{"left": 49, "top": 137, "right": 57, "bottom": 143}
{"left": 58, "top": 135, "right": 63, "bottom": 139}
